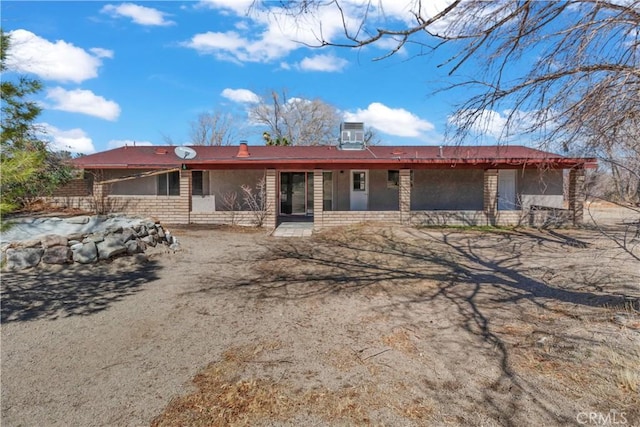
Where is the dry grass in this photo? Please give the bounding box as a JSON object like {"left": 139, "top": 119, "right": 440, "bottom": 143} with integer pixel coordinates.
{"left": 151, "top": 224, "right": 639, "bottom": 426}
{"left": 609, "top": 348, "right": 640, "bottom": 394}
{"left": 152, "top": 341, "right": 423, "bottom": 426}
{"left": 381, "top": 327, "right": 418, "bottom": 356}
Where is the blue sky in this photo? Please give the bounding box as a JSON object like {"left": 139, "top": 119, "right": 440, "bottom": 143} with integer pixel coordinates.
{"left": 2, "top": 0, "right": 512, "bottom": 154}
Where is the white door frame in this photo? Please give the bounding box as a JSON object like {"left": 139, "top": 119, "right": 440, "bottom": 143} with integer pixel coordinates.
{"left": 498, "top": 169, "right": 517, "bottom": 210}
{"left": 350, "top": 170, "right": 369, "bottom": 211}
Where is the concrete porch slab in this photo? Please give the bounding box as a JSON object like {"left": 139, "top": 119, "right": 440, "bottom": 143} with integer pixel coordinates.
{"left": 272, "top": 222, "right": 314, "bottom": 237}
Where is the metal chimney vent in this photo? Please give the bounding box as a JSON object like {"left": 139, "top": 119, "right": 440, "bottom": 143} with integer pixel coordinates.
{"left": 339, "top": 122, "right": 365, "bottom": 150}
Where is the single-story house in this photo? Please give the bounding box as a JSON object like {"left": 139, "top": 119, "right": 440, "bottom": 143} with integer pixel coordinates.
{"left": 53, "top": 125, "right": 596, "bottom": 229}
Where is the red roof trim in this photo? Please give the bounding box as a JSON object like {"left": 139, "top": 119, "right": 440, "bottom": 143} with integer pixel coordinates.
{"left": 72, "top": 145, "right": 597, "bottom": 170}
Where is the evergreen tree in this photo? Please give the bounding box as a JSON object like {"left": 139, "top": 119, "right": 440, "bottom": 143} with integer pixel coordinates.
{"left": 1, "top": 28, "right": 74, "bottom": 215}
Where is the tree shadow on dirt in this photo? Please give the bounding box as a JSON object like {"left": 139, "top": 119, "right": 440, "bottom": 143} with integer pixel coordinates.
{"left": 1, "top": 260, "right": 161, "bottom": 323}
{"left": 188, "top": 226, "right": 638, "bottom": 426}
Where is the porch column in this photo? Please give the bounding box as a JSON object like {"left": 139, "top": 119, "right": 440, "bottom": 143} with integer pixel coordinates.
{"left": 177, "top": 170, "right": 191, "bottom": 224}
{"left": 399, "top": 169, "right": 411, "bottom": 224}
{"left": 484, "top": 169, "right": 498, "bottom": 226}
{"left": 265, "top": 169, "right": 277, "bottom": 229}
{"left": 568, "top": 168, "right": 585, "bottom": 225}
{"left": 91, "top": 176, "right": 109, "bottom": 215}
{"left": 313, "top": 169, "right": 323, "bottom": 228}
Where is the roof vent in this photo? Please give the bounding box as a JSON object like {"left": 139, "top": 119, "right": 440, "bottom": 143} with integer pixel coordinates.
{"left": 236, "top": 141, "right": 250, "bottom": 158}
{"left": 339, "top": 122, "right": 365, "bottom": 150}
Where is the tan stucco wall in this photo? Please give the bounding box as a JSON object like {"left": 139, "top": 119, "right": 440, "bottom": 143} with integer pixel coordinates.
{"left": 369, "top": 169, "right": 399, "bottom": 211}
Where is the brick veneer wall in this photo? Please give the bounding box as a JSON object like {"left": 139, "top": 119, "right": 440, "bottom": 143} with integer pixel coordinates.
{"left": 316, "top": 211, "right": 402, "bottom": 228}
{"left": 313, "top": 169, "right": 324, "bottom": 227}
{"left": 399, "top": 169, "right": 411, "bottom": 224}
{"left": 410, "top": 211, "right": 490, "bottom": 226}
{"left": 189, "top": 211, "right": 258, "bottom": 226}
{"left": 483, "top": 169, "right": 498, "bottom": 225}
{"left": 265, "top": 169, "right": 277, "bottom": 229}
{"left": 568, "top": 168, "right": 585, "bottom": 225}
{"left": 45, "top": 196, "right": 94, "bottom": 211}
{"left": 51, "top": 179, "right": 91, "bottom": 197}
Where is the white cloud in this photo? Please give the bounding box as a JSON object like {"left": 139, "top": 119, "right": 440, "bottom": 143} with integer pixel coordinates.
{"left": 182, "top": 29, "right": 297, "bottom": 63}
{"left": 221, "top": 88, "right": 260, "bottom": 103}
{"left": 89, "top": 47, "right": 114, "bottom": 59}
{"left": 185, "top": 1, "right": 455, "bottom": 64}
{"left": 298, "top": 54, "right": 348, "bottom": 72}
{"left": 101, "top": 3, "right": 175, "bottom": 26}
{"left": 46, "top": 87, "right": 121, "bottom": 121}
{"left": 196, "top": 0, "right": 253, "bottom": 14}
{"left": 108, "top": 139, "right": 154, "bottom": 149}
{"left": 6, "top": 30, "right": 109, "bottom": 83}
{"left": 344, "top": 102, "right": 435, "bottom": 137}
{"left": 186, "top": 31, "right": 247, "bottom": 53}
{"left": 38, "top": 123, "right": 96, "bottom": 154}
{"left": 183, "top": 2, "right": 349, "bottom": 63}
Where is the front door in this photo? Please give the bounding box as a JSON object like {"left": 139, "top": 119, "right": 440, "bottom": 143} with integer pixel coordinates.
{"left": 498, "top": 170, "right": 517, "bottom": 210}
{"left": 350, "top": 170, "right": 369, "bottom": 211}
{"left": 280, "top": 172, "right": 314, "bottom": 215}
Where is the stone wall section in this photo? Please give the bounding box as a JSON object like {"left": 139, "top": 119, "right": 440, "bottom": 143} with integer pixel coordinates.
{"left": 2, "top": 216, "right": 177, "bottom": 271}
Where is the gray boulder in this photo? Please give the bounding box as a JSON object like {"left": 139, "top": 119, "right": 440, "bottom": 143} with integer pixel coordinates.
{"left": 141, "top": 235, "right": 157, "bottom": 247}
{"left": 65, "top": 216, "right": 90, "bottom": 224}
{"left": 16, "top": 238, "right": 42, "bottom": 249}
{"left": 97, "top": 236, "right": 127, "bottom": 260}
{"left": 5, "top": 248, "right": 44, "bottom": 270}
{"left": 41, "top": 234, "right": 68, "bottom": 249}
{"left": 125, "top": 239, "right": 145, "bottom": 255}
{"left": 136, "top": 225, "right": 149, "bottom": 238}
{"left": 72, "top": 242, "right": 98, "bottom": 264}
{"left": 120, "top": 227, "right": 138, "bottom": 244}
{"left": 42, "top": 246, "right": 72, "bottom": 264}
{"left": 83, "top": 233, "right": 105, "bottom": 244}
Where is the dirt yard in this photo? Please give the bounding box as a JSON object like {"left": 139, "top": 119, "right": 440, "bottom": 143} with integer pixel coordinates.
{"left": 1, "top": 217, "right": 639, "bottom": 426}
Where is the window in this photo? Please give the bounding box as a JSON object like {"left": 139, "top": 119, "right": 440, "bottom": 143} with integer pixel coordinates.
{"left": 323, "top": 171, "right": 333, "bottom": 211}
{"left": 158, "top": 171, "right": 180, "bottom": 196}
{"left": 353, "top": 172, "right": 366, "bottom": 191}
{"left": 387, "top": 170, "right": 399, "bottom": 188}
{"left": 192, "top": 171, "right": 203, "bottom": 196}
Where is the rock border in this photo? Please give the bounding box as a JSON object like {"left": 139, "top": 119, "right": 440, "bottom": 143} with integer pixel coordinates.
{"left": 1, "top": 217, "right": 179, "bottom": 271}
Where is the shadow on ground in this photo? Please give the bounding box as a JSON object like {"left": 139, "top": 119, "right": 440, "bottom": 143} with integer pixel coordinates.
{"left": 185, "top": 225, "right": 639, "bottom": 426}
{"left": 1, "top": 260, "right": 161, "bottom": 323}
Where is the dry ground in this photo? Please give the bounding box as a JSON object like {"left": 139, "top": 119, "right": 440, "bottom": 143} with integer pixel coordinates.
{"left": 2, "top": 215, "right": 639, "bottom": 426}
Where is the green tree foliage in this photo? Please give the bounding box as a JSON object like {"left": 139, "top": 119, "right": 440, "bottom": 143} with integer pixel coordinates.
{"left": 262, "top": 131, "right": 290, "bottom": 146}
{"left": 1, "top": 28, "right": 74, "bottom": 215}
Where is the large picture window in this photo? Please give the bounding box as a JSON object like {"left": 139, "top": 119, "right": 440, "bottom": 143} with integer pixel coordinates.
{"left": 158, "top": 171, "right": 180, "bottom": 196}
